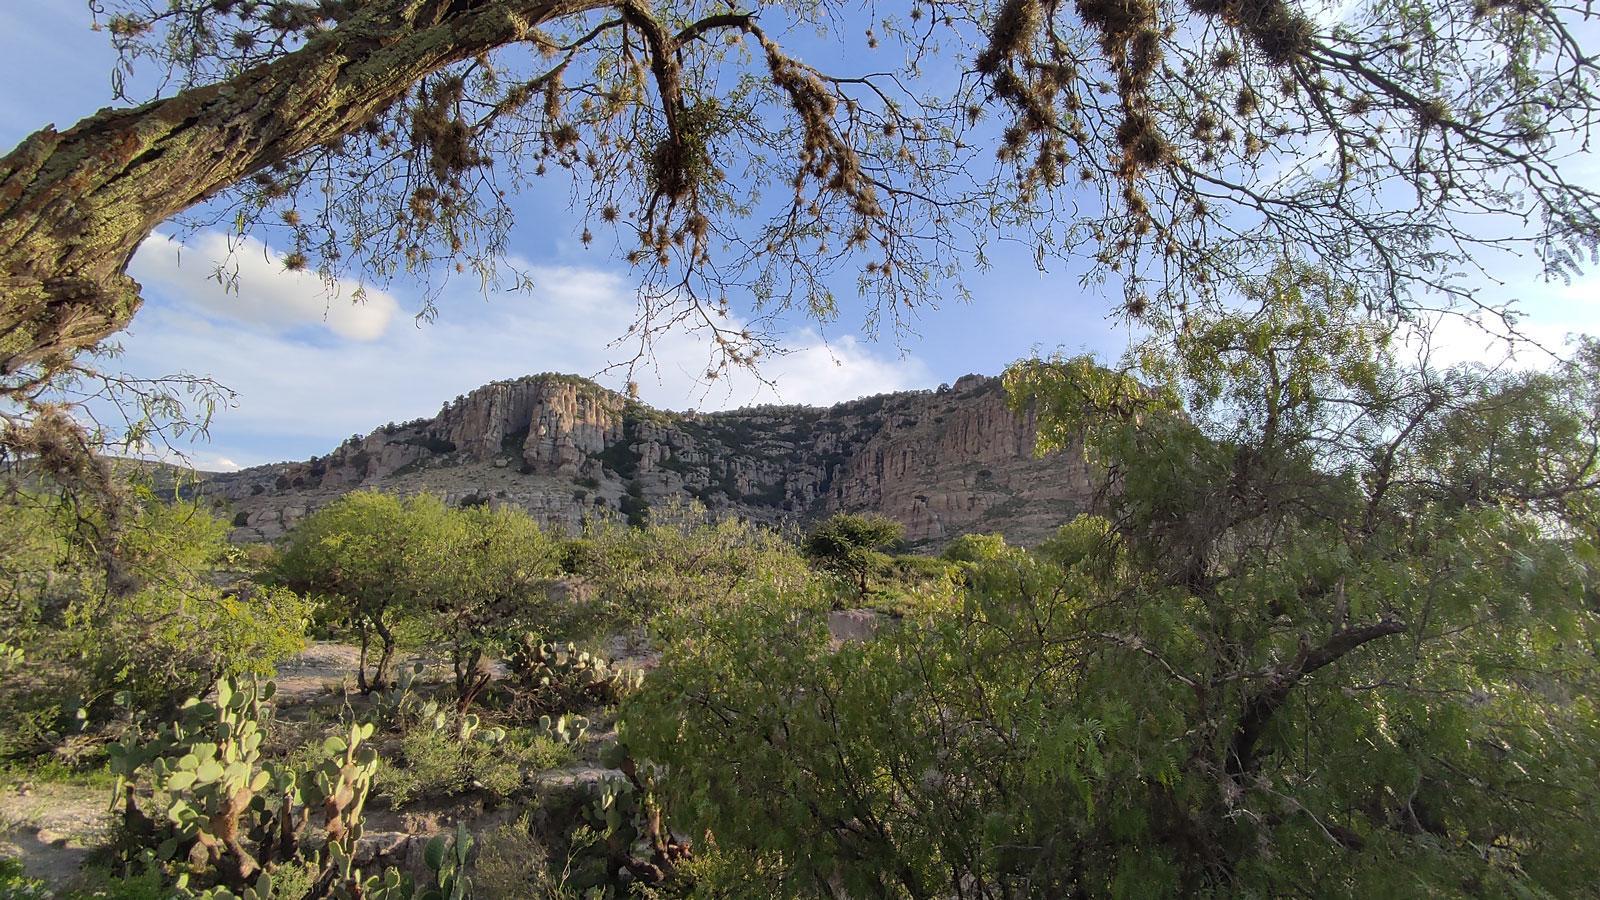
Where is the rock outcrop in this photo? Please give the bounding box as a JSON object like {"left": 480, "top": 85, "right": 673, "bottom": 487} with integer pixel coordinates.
{"left": 202, "top": 372, "right": 1098, "bottom": 546}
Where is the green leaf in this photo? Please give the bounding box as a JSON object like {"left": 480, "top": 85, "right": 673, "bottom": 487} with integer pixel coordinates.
{"left": 423, "top": 833, "right": 448, "bottom": 871}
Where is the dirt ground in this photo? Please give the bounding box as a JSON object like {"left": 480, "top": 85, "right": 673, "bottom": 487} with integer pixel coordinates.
{"left": 0, "top": 779, "right": 108, "bottom": 886}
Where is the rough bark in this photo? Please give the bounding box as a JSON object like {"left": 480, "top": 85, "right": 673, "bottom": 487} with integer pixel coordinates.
{"left": 371, "top": 615, "right": 397, "bottom": 691}
{"left": 0, "top": 0, "right": 605, "bottom": 389}
{"left": 1226, "top": 618, "right": 1407, "bottom": 781}
{"left": 454, "top": 646, "right": 494, "bottom": 714}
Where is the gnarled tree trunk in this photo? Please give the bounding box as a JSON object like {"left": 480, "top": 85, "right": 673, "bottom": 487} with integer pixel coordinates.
{"left": 0, "top": 0, "right": 600, "bottom": 390}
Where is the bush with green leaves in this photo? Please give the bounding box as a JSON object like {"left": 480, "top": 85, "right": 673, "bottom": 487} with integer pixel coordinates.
{"left": 424, "top": 503, "right": 562, "bottom": 712}
{"left": 73, "top": 580, "right": 310, "bottom": 716}
{"left": 374, "top": 716, "right": 569, "bottom": 807}
{"left": 74, "top": 489, "right": 308, "bottom": 711}
{"left": 801, "top": 512, "right": 905, "bottom": 600}
{"left": 624, "top": 277, "right": 1600, "bottom": 896}
{"left": 0, "top": 484, "right": 308, "bottom": 751}
{"left": 0, "top": 858, "right": 47, "bottom": 900}
{"left": 938, "top": 531, "right": 1013, "bottom": 565}
{"left": 468, "top": 815, "right": 564, "bottom": 899}
{"left": 559, "top": 511, "right": 812, "bottom": 634}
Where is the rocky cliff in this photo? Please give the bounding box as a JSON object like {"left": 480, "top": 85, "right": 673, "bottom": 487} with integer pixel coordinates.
{"left": 204, "top": 372, "right": 1098, "bottom": 546}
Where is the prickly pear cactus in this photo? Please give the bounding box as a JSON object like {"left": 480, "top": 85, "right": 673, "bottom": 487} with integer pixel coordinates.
{"left": 299, "top": 718, "right": 381, "bottom": 846}
{"left": 538, "top": 712, "right": 591, "bottom": 745}
{"left": 366, "top": 662, "right": 419, "bottom": 721}
{"left": 106, "top": 676, "right": 412, "bottom": 897}
{"left": 578, "top": 741, "right": 692, "bottom": 887}
{"left": 323, "top": 839, "right": 411, "bottom": 900}
{"left": 107, "top": 677, "right": 279, "bottom": 877}
{"left": 418, "top": 822, "right": 474, "bottom": 900}
{"left": 505, "top": 636, "right": 643, "bottom": 716}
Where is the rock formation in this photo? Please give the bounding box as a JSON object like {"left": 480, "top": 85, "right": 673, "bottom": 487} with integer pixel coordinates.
{"left": 202, "top": 372, "right": 1098, "bottom": 546}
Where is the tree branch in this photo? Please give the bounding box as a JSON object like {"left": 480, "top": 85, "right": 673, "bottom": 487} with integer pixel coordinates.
{"left": 1226, "top": 617, "right": 1407, "bottom": 781}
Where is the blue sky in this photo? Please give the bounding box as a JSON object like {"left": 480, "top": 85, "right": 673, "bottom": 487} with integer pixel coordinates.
{"left": 3, "top": 3, "right": 1596, "bottom": 470}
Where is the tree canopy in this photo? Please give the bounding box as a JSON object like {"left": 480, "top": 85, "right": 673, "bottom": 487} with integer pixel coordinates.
{"left": 270, "top": 490, "right": 446, "bottom": 691}
{"left": 624, "top": 270, "right": 1600, "bottom": 897}
{"left": 270, "top": 490, "right": 566, "bottom": 701}
{"left": 803, "top": 511, "right": 906, "bottom": 598}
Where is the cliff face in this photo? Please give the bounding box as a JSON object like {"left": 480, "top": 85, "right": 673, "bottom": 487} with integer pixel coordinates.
{"left": 205, "top": 373, "right": 1098, "bottom": 546}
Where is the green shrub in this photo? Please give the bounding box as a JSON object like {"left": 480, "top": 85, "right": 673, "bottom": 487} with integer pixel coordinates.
{"left": 886, "top": 553, "right": 957, "bottom": 581}
{"left": 274, "top": 493, "right": 561, "bottom": 707}
{"left": 0, "top": 694, "right": 69, "bottom": 762}
{"left": 624, "top": 301, "right": 1600, "bottom": 897}
{"left": 556, "top": 513, "right": 811, "bottom": 635}
{"left": 59, "top": 866, "right": 170, "bottom": 900}
{"left": 271, "top": 491, "right": 445, "bottom": 693}
{"left": 0, "top": 487, "right": 309, "bottom": 735}
{"left": 651, "top": 845, "right": 789, "bottom": 899}
{"left": 801, "top": 512, "right": 905, "bottom": 599}
{"left": 376, "top": 722, "right": 569, "bottom": 807}
{"left": 938, "top": 532, "right": 1011, "bottom": 564}
{"left": 74, "top": 583, "right": 310, "bottom": 714}
{"left": 470, "top": 815, "right": 564, "bottom": 899}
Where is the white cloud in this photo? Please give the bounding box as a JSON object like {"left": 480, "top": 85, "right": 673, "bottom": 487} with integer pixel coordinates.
{"left": 1398, "top": 271, "right": 1600, "bottom": 371}
{"left": 110, "top": 435, "right": 249, "bottom": 473}
{"left": 725, "top": 333, "right": 933, "bottom": 408}
{"left": 113, "top": 235, "right": 933, "bottom": 465}
{"left": 195, "top": 453, "right": 244, "bottom": 472}
{"left": 130, "top": 231, "right": 400, "bottom": 342}
{"left": 145, "top": 448, "right": 245, "bottom": 473}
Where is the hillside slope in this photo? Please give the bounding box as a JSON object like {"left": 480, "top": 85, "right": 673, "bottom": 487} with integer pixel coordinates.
{"left": 205, "top": 373, "right": 1098, "bottom": 546}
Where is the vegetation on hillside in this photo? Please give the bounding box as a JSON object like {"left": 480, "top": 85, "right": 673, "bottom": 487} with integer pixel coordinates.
{"left": 5, "top": 266, "right": 1595, "bottom": 897}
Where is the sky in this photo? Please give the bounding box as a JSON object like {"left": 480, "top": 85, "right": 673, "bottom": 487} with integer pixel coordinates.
{"left": 3, "top": 3, "right": 1597, "bottom": 471}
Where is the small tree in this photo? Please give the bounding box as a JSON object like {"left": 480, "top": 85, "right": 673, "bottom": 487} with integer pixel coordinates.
{"left": 802, "top": 513, "right": 905, "bottom": 600}
{"left": 274, "top": 493, "right": 564, "bottom": 708}
{"left": 0, "top": 482, "right": 308, "bottom": 719}
{"left": 271, "top": 491, "right": 451, "bottom": 692}
{"left": 429, "top": 504, "right": 560, "bottom": 713}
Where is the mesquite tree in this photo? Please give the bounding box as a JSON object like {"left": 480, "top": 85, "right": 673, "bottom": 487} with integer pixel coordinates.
{"left": 625, "top": 272, "right": 1600, "bottom": 896}
{"left": 2, "top": 0, "right": 1597, "bottom": 453}
{"left": 802, "top": 511, "right": 905, "bottom": 599}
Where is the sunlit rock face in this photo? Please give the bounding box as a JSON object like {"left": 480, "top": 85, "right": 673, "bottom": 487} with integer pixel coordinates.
{"left": 205, "top": 372, "right": 1098, "bottom": 546}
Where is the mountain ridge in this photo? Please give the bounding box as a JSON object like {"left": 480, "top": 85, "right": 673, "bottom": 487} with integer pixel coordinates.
{"left": 204, "top": 371, "right": 1099, "bottom": 546}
